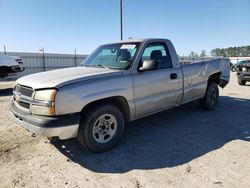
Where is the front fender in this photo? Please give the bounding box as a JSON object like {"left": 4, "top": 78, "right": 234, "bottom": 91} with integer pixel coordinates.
{"left": 54, "top": 74, "right": 134, "bottom": 116}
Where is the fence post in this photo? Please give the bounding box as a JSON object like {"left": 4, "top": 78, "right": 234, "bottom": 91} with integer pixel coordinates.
{"left": 43, "top": 50, "right": 46, "bottom": 71}
{"left": 74, "top": 48, "right": 77, "bottom": 66}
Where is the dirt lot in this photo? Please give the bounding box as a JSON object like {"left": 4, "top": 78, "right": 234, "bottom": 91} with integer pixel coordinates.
{"left": 0, "top": 74, "right": 250, "bottom": 188}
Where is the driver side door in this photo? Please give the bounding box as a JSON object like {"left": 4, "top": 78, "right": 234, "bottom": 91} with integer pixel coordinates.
{"left": 132, "top": 42, "right": 182, "bottom": 118}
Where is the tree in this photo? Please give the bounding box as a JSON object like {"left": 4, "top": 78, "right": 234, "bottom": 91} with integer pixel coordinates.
{"left": 227, "top": 47, "right": 233, "bottom": 57}
{"left": 189, "top": 51, "right": 198, "bottom": 58}
{"left": 200, "top": 50, "right": 206, "bottom": 57}
{"left": 210, "top": 45, "right": 250, "bottom": 57}
{"left": 211, "top": 48, "right": 219, "bottom": 57}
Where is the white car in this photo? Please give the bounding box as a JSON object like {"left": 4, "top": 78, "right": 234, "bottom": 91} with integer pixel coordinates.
{"left": 0, "top": 55, "right": 25, "bottom": 78}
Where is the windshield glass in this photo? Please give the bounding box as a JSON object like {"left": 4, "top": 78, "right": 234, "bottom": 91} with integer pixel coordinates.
{"left": 81, "top": 42, "right": 140, "bottom": 70}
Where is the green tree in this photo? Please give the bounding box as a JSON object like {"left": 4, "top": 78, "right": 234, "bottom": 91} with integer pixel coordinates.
{"left": 189, "top": 51, "right": 198, "bottom": 58}
{"left": 211, "top": 48, "right": 219, "bottom": 56}
{"left": 211, "top": 45, "right": 250, "bottom": 57}
{"left": 200, "top": 50, "right": 206, "bottom": 57}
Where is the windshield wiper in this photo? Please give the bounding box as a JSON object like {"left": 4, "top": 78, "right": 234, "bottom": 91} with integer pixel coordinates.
{"left": 83, "top": 64, "right": 119, "bottom": 70}
{"left": 97, "top": 64, "right": 111, "bottom": 69}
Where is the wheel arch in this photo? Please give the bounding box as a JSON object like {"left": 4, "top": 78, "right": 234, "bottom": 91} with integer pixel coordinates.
{"left": 0, "top": 66, "right": 11, "bottom": 71}
{"left": 208, "top": 72, "right": 221, "bottom": 85}
{"left": 0, "top": 66, "right": 11, "bottom": 78}
{"left": 80, "top": 96, "right": 130, "bottom": 123}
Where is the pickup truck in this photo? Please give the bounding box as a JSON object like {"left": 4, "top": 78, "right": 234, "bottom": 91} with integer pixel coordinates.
{"left": 10, "top": 39, "right": 230, "bottom": 152}
{"left": 236, "top": 60, "right": 250, "bottom": 85}
{"left": 0, "top": 55, "right": 25, "bottom": 78}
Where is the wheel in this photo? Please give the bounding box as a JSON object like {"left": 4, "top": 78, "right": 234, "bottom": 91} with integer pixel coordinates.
{"left": 231, "top": 65, "right": 236, "bottom": 72}
{"left": 200, "top": 82, "right": 219, "bottom": 110}
{"left": 238, "top": 78, "right": 246, "bottom": 86}
{"left": 77, "top": 104, "right": 125, "bottom": 152}
{"left": 0, "top": 67, "right": 8, "bottom": 78}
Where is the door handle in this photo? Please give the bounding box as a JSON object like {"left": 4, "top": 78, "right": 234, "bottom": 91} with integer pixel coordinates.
{"left": 170, "top": 73, "right": 178, "bottom": 79}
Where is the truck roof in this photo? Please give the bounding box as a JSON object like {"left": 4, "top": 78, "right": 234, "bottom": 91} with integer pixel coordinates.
{"left": 104, "top": 38, "right": 170, "bottom": 45}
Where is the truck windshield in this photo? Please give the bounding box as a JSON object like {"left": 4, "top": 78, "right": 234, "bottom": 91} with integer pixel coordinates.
{"left": 81, "top": 42, "right": 140, "bottom": 70}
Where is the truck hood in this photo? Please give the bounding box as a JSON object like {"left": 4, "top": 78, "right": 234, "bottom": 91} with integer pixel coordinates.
{"left": 16, "top": 67, "right": 123, "bottom": 89}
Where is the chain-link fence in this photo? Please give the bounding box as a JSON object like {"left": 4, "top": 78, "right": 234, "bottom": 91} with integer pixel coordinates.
{"left": 2, "top": 51, "right": 249, "bottom": 81}
{"left": 0, "top": 52, "right": 87, "bottom": 80}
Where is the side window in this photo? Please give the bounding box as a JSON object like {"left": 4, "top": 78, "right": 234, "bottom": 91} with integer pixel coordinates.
{"left": 141, "top": 43, "right": 172, "bottom": 69}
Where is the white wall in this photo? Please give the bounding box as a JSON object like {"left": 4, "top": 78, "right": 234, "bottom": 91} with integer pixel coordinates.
{"left": 229, "top": 57, "right": 250, "bottom": 64}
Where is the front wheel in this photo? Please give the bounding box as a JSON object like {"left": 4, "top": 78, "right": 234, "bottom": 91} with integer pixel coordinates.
{"left": 0, "top": 67, "right": 8, "bottom": 78}
{"left": 77, "top": 104, "right": 125, "bottom": 152}
{"left": 200, "top": 82, "right": 219, "bottom": 110}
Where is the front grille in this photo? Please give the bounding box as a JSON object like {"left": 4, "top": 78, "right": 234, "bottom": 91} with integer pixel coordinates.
{"left": 14, "top": 84, "right": 34, "bottom": 110}
{"left": 15, "top": 85, "right": 33, "bottom": 97}
{"left": 14, "top": 67, "right": 21, "bottom": 71}
{"left": 18, "top": 101, "right": 30, "bottom": 109}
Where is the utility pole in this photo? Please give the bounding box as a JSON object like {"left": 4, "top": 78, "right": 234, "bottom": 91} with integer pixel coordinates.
{"left": 39, "top": 47, "right": 45, "bottom": 71}
{"left": 4, "top": 45, "right": 7, "bottom": 55}
{"left": 120, "top": 0, "right": 123, "bottom": 40}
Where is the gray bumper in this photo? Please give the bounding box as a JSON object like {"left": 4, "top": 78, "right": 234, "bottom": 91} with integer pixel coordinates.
{"left": 238, "top": 72, "right": 250, "bottom": 81}
{"left": 10, "top": 103, "right": 80, "bottom": 140}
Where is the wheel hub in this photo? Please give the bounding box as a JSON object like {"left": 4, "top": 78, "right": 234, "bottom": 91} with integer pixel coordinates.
{"left": 92, "top": 114, "right": 117, "bottom": 143}
{"left": 209, "top": 88, "right": 217, "bottom": 105}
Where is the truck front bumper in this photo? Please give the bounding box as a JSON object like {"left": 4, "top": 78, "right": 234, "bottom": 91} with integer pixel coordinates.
{"left": 238, "top": 73, "right": 250, "bottom": 81}
{"left": 10, "top": 103, "right": 80, "bottom": 140}
{"left": 10, "top": 65, "right": 25, "bottom": 73}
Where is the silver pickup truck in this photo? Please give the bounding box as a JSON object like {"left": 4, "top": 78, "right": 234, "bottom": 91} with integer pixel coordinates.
{"left": 10, "top": 39, "right": 230, "bottom": 152}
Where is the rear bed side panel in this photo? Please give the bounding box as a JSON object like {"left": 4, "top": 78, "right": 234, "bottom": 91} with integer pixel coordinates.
{"left": 203, "top": 58, "right": 230, "bottom": 87}
{"left": 218, "top": 58, "right": 230, "bottom": 87}
{"left": 181, "top": 62, "right": 208, "bottom": 103}
{"left": 181, "top": 58, "right": 230, "bottom": 104}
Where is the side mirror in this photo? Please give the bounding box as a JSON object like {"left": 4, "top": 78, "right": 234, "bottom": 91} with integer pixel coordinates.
{"left": 139, "top": 60, "right": 159, "bottom": 72}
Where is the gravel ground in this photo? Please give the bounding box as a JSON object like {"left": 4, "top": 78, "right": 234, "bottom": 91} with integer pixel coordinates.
{"left": 0, "top": 73, "right": 250, "bottom": 188}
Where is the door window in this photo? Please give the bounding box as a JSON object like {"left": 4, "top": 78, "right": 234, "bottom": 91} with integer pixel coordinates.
{"left": 141, "top": 43, "right": 172, "bottom": 69}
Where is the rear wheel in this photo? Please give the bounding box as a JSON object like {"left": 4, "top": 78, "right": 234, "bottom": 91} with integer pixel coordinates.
{"left": 200, "top": 82, "right": 219, "bottom": 110}
{"left": 77, "top": 104, "right": 125, "bottom": 152}
{"left": 238, "top": 78, "right": 246, "bottom": 86}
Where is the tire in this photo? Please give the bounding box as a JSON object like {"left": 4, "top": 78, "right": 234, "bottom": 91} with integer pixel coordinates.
{"left": 77, "top": 104, "right": 125, "bottom": 152}
{"left": 231, "top": 66, "right": 236, "bottom": 72}
{"left": 0, "top": 67, "right": 8, "bottom": 78}
{"left": 200, "top": 82, "right": 219, "bottom": 110}
{"left": 238, "top": 78, "right": 246, "bottom": 86}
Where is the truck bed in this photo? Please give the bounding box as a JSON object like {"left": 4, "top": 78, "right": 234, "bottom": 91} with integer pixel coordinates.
{"left": 180, "top": 58, "right": 230, "bottom": 104}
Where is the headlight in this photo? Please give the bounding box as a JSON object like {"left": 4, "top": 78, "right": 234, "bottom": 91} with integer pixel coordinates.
{"left": 31, "top": 89, "right": 57, "bottom": 116}
{"left": 242, "top": 67, "right": 247, "bottom": 72}
{"left": 33, "top": 89, "right": 57, "bottom": 101}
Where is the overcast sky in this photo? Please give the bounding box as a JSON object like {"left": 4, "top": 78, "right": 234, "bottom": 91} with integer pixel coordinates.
{"left": 0, "top": 0, "right": 249, "bottom": 55}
